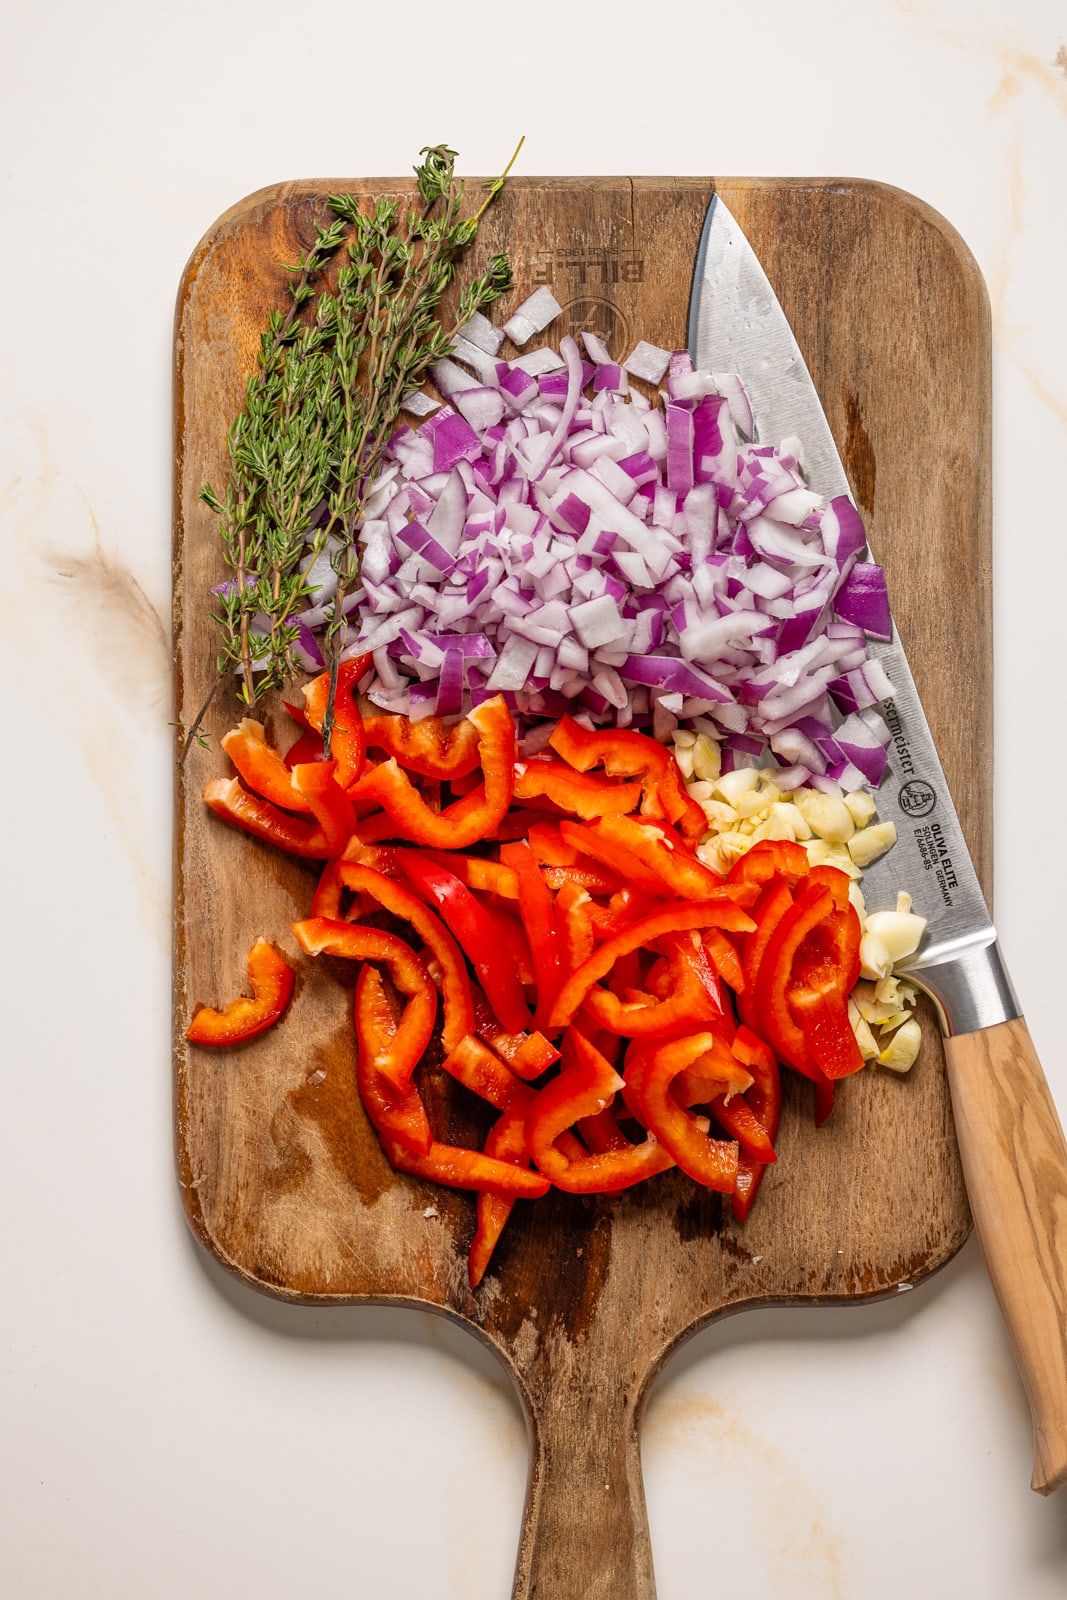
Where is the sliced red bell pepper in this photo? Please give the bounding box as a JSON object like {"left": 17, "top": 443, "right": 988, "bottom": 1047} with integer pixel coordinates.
{"left": 350, "top": 695, "right": 516, "bottom": 848}
{"left": 589, "top": 814, "right": 728, "bottom": 901}
{"left": 512, "top": 756, "right": 642, "bottom": 818}
{"left": 222, "top": 718, "right": 312, "bottom": 810}
{"left": 338, "top": 862, "right": 475, "bottom": 1052}
{"left": 353, "top": 964, "right": 434, "bottom": 1159}
{"left": 292, "top": 917, "right": 437, "bottom": 1095}
{"left": 283, "top": 727, "right": 326, "bottom": 769}
{"left": 471, "top": 987, "right": 560, "bottom": 1082}
{"left": 525, "top": 1028, "right": 675, "bottom": 1193}
{"left": 499, "top": 838, "right": 562, "bottom": 1031}
{"left": 726, "top": 837, "right": 810, "bottom": 891}
{"left": 557, "top": 818, "right": 675, "bottom": 899}
{"left": 547, "top": 715, "right": 706, "bottom": 840}
{"left": 581, "top": 930, "right": 726, "bottom": 1038}
{"left": 378, "top": 1131, "right": 552, "bottom": 1200}
{"left": 468, "top": 1103, "right": 536, "bottom": 1289}
{"left": 737, "top": 878, "right": 795, "bottom": 1030}
{"left": 439, "top": 1033, "right": 534, "bottom": 1113}
{"left": 397, "top": 852, "right": 532, "bottom": 1035}
{"left": 623, "top": 1032, "right": 740, "bottom": 1191}
{"left": 787, "top": 892, "right": 864, "bottom": 1081}
{"left": 751, "top": 882, "right": 834, "bottom": 1076}
{"left": 725, "top": 1027, "right": 783, "bottom": 1220}
{"left": 311, "top": 860, "right": 345, "bottom": 919}
{"left": 185, "top": 937, "right": 295, "bottom": 1046}
{"left": 203, "top": 776, "right": 338, "bottom": 859}
{"left": 549, "top": 899, "right": 755, "bottom": 1031}
{"left": 290, "top": 761, "right": 357, "bottom": 858}
{"left": 362, "top": 711, "right": 483, "bottom": 779}
{"left": 301, "top": 655, "right": 371, "bottom": 787}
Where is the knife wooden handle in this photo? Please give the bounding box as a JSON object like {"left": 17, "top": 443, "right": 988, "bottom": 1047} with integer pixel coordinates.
{"left": 944, "top": 1016, "right": 1067, "bottom": 1494}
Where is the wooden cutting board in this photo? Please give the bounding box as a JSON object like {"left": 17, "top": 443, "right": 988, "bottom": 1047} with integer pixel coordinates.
{"left": 173, "top": 177, "right": 991, "bottom": 1598}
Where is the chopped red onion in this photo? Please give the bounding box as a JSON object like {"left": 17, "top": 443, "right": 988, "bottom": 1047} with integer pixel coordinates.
{"left": 503, "top": 287, "right": 564, "bottom": 347}
{"left": 280, "top": 314, "right": 897, "bottom": 792}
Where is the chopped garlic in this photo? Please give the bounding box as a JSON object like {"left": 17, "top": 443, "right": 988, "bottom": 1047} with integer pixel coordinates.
{"left": 712, "top": 766, "right": 761, "bottom": 805}
{"left": 863, "top": 909, "right": 926, "bottom": 966}
{"left": 878, "top": 1016, "right": 922, "bottom": 1072}
{"left": 692, "top": 735, "right": 721, "bottom": 783}
{"left": 844, "top": 788, "right": 877, "bottom": 828}
{"left": 848, "top": 998, "right": 881, "bottom": 1061}
{"left": 848, "top": 820, "right": 898, "bottom": 868}
{"left": 794, "top": 791, "right": 855, "bottom": 843}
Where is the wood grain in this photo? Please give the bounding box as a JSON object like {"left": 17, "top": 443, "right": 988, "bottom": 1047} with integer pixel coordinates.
{"left": 945, "top": 1018, "right": 1067, "bottom": 1494}
{"left": 173, "top": 177, "right": 990, "bottom": 1596}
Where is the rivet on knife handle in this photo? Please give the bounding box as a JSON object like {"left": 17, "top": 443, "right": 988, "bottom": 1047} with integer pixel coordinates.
{"left": 944, "top": 1018, "right": 1067, "bottom": 1495}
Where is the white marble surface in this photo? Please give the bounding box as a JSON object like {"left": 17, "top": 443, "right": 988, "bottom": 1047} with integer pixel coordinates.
{"left": 4, "top": 0, "right": 1067, "bottom": 1594}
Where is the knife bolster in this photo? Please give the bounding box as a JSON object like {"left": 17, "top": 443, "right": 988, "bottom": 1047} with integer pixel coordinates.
{"left": 906, "top": 937, "right": 1019, "bottom": 1036}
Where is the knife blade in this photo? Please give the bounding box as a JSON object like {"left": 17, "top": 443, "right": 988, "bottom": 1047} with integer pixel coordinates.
{"left": 688, "top": 191, "right": 1067, "bottom": 1494}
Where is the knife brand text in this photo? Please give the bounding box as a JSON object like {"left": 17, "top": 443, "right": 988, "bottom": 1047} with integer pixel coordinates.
{"left": 914, "top": 820, "right": 959, "bottom": 906}
{"left": 883, "top": 699, "right": 915, "bottom": 779}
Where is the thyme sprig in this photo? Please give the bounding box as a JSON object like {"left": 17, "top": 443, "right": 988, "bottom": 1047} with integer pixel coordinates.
{"left": 198, "top": 141, "right": 519, "bottom": 752}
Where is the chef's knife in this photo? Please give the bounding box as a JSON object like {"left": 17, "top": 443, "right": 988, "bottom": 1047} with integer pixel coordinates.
{"left": 688, "top": 192, "right": 1067, "bottom": 1495}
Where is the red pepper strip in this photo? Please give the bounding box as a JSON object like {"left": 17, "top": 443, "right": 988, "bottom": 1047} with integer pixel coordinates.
{"left": 576, "top": 1104, "right": 633, "bottom": 1153}
{"left": 623, "top": 1034, "right": 740, "bottom": 1192}
{"left": 290, "top": 761, "right": 357, "bottom": 858}
{"left": 311, "top": 860, "right": 345, "bottom": 919}
{"left": 499, "top": 839, "right": 562, "bottom": 1032}
{"left": 185, "top": 937, "right": 295, "bottom": 1046}
{"left": 702, "top": 927, "right": 745, "bottom": 993}
{"left": 726, "top": 838, "right": 811, "bottom": 890}
{"left": 525, "top": 1028, "right": 675, "bottom": 1193}
{"left": 338, "top": 863, "right": 475, "bottom": 1053}
{"left": 590, "top": 814, "right": 729, "bottom": 902}
{"left": 362, "top": 712, "right": 483, "bottom": 779}
{"left": 468, "top": 1104, "right": 533, "bottom": 1288}
{"left": 378, "top": 1128, "right": 552, "bottom": 1200}
{"left": 540, "top": 864, "right": 624, "bottom": 895}
{"left": 736, "top": 878, "right": 795, "bottom": 1031}
{"left": 787, "top": 896, "right": 864, "bottom": 1081}
{"left": 553, "top": 879, "right": 597, "bottom": 971}
{"left": 349, "top": 696, "right": 516, "bottom": 849}
{"left": 582, "top": 931, "right": 726, "bottom": 1038}
{"left": 524, "top": 821, "right": 583, "bottom": 866}
{"left": 512, "top": 756, "right": 642, "bottom": 819}
{"left": 203, "top": 777, "right": 338, "bottom": 859}
{"left": 397, "top": 853, "right": 532, "bottom": 1035}
{"left": 752, "top": 883, "right": 834, "bottom": 1076}
{"left": 547, "top": 715, "right": 706, "bottom": 841}
{"left": 417, "top": 851, "right": 519, "bottom": 900}
{"left": 351, "top": 844, "right": 402, "bottom": 877}
{"left": 299, "top": 656, "right": 370, "bottom": 788}
{"left": 471, "top": 988, "right": 560, "bottom": 1082}
{"left": 549, "top": 900, "right": 756, "bottom": 1031}
{"left": 222, "top": 718, "right": 314, "bottom": 811}
{"left": 353, "top": 965, "right": 434, "bottom": 1159}
{"left": 283, "top": 727, "right": 326, "bottom": 769}
{"left": 557, "top": 819, "right": 676, "bottom": 898}
{"left": 481, "top": 903, "right": 537, "bottom": 986}
{"left": 440, "top": 1033, "right": 534, "bottom": 1112}
{"left": 292, "top": 917, "right": 437, "bottom": 1096}
{"left": 813, "top": 1076, "right": 835, "bottom": 1126}
{"left": 727, "top": 1027, "right": 783, "bottom": 1220}
{"left": 484, "top": 807, "right": 573, "bottom": 841}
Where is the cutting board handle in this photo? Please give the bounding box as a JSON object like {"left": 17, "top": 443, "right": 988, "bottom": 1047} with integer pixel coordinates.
{"left": 512, "top": 1384, "right": 655, "bottom": 1599}
{"left": 945, "top": 1016, "right": 1067, "bottom": 1494}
